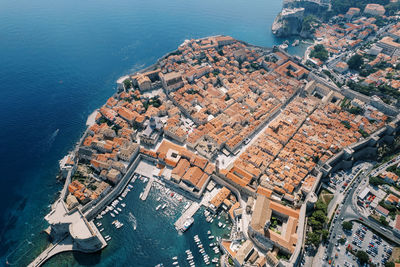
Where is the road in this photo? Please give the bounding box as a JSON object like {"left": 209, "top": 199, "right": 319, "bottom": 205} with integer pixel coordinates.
{"left": 370, "top": 154, "right": 400, "bottom": 177}
{"left": 324, "top": 164, "right": 400, "bottom": 266}
{"left": 323, "top": 166, "right": 370, "bottom": 266}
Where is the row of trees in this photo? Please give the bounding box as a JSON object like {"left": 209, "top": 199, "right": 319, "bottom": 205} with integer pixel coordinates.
{"left": 306, "top": 200, "right": 329, "bottom": 246}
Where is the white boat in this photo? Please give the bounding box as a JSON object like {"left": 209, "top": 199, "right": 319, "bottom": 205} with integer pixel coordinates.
{"left": 182, "top": 217, "right": 194, "bottom": 232}
{"left": 118, "top": 197, "right": 123, "bottom": 201}
{"left": 156, "top": 204, "right": 162, "bottom": 211}
{"left": 117, "top": 207, "right": 122, "bottom": 212}
{"left": 157, "top": 197, "right": 161, "bottom": 201}
{"left": 172, "top": 256, "right": 178, "bottom": 260}
{"left": 139, "top": 192, "right": 143, "bottom": 199}
{"left": 110, "top": 213, "right": 115, "bottom": 218}
{"left": 161, "top": 203, "right": 167, "bottom": 209}
{"left": 207, "top": 230, "right": 211, "bottom": 235}
{"left": 209, "top": 235, "right": 214, "bottom": 239}
{"left": 128, "top": 212, "right": 137, "bottom": 230}
{"left": 121, "top": 203, "right": 126, "bottom": 208}
{"left": 104, "top": 235, "right": 110, "bottom": 239}
{"left": 173, "top": 262, "right": 178, "bottom": 266}
{"left": 100, "top": 228, "right": 104, "bottom": 232}
{"left": 114, "top": 210, "right": 119, "bottom": 215}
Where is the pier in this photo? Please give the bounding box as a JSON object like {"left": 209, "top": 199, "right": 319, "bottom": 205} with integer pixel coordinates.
{"left": 28, "top": 235, "right": 71, "bottom": 267}
{"left": 174, "top": 202, "right": 200, "bottom": 231}
{"left": 173, "top": 186, "right": 219, "bottom": 231}
{"left": 140, "top": 176, "right": 154, "bottom": 201}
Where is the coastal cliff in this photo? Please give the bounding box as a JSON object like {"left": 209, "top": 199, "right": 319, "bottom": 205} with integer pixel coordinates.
{"left": 272, "top": 8, "right": 305, "bottom": 37}
{"left": 272, "top": 0, "right": 329, "bottom": 37}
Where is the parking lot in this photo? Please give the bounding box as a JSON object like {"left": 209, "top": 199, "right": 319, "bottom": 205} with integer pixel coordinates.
{"left": 330, "top": 222, "right": 393, "bottom": 266}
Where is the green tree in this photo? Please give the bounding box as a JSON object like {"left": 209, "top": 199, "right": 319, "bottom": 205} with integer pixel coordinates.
{"left": 348, "top": 54, "right": 363, "bottom": 70}
{"left": 123, "top": 79, "right": 132, "bottom": 89}
{"left": 309, "top": 218, "right": 324, "bottom": 230}
{"left": 321, "top": 229, "right": 329, "bottom": 241}
{"left": 385, "top": 262, "right": 395, "bottom": 267}
{"left": 310, "top": 44, "right": 329, "bottom": 62}
{"left": 315, "top": 200, "right": 327, "bottom": 212}
{"left": 331, "top": 0, "right": 389, "bottom": 15}
{"left": 356, "top": 250, "right": 369, "bottom": 265}
{"left": 302, "top": 15, "right": 318, "bottom": 33}
{"left": 380, "top": 216, "right": 389, "bottom": 226}
{"left": 306, "top": 232, "right": 321, "bottom": 246}
{"left": 370, "top": 176, "right": 386, "bottom": 186}
{"left": 313, "top": 210, "right": 327, "bottom": 222}
{"left": 342, "top": 221, "right": 353, "bottom": 231}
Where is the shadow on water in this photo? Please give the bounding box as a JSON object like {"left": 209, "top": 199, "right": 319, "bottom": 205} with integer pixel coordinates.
{"left": 0, "top": 239, "right": 17, "bottom": 258}
{"left": 41, "top": 250, "right": 103, "bottom": 267}
{"left": 16, "top": 198, "right": 28, "bottom": 212}
{"left": 69, "top": 250, "right": 102, "bottom": 266}
{"left": 1, "top": 215, "right": 18, "bottom": 240}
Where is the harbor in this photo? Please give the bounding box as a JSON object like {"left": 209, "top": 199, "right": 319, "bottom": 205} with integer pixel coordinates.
{"left": 43, "top": 170, "right": 232, "bottom": 266}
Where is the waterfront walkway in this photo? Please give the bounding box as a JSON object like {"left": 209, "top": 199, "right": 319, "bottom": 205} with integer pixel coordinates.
{"left": 140, "top": 176, "right": 154, "bottom": 201}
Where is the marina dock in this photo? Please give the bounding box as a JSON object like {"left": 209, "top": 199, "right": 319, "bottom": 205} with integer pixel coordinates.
{"left": 174, "top": 202, "right": 200, "bottom": 231}
{"left": 140, "top": 176, "right": 154, "bottom": 201}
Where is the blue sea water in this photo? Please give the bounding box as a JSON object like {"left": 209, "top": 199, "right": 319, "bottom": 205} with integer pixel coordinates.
{"left": 0, "top": 0, "right": 307, "bottom": 266}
